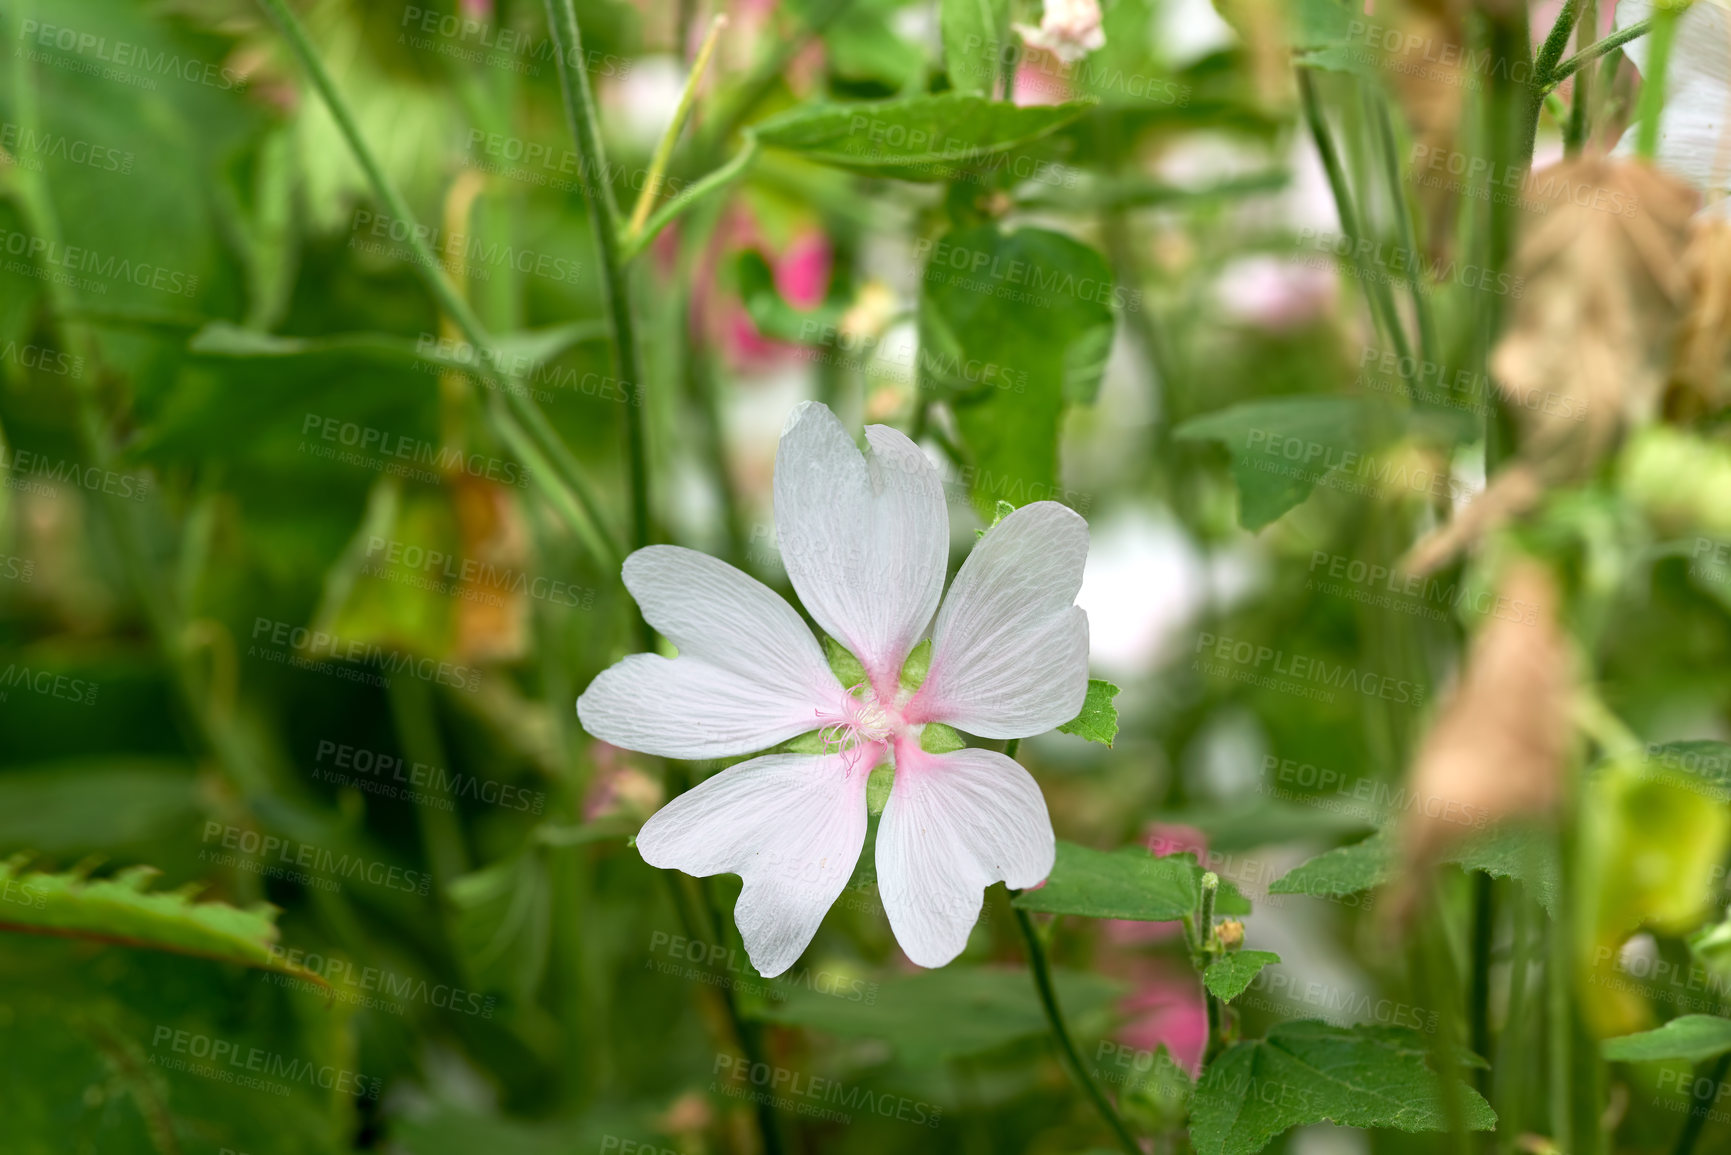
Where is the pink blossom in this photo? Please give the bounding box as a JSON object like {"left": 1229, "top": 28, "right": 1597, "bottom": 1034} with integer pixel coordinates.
{"left": 1119, "top": 958, "right": 1209, "bottom": 1076}
{"left": 1014, "top": 0, "right": 1106, "bottom": 65}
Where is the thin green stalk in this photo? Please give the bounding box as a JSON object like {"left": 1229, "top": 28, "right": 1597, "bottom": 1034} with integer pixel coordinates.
{"left": 386, "top": 679, "right": 469, "bottom": 895}
{"left": 1551, "top": 18, "right": 1652, "bottom": 83}
{"left": 626, "top": 14, "right": 728, "bottom": 238}
{"left": 1011, "top": 906, "right": 1142, "bottom": 1155}
{"left": 1371, "top": 96, "right": 1437, "bottom": 372}
{"left": 252, "top": 0, "right": 617, "bottom": 561}
{"left": 1674, "top": 1051, "right": 1731, "bottom": 1155}
{"left": 1468, "top": 873, "right": 1494, "bottom": 1092}
{"left": 542, "top": 0, "right": 652, "bottom": 588}
{"left": 1535, "top": 0, "right": 1584, "bottom": 84}
{"left": 621, "top": 138, "right": 760, "bottom": 264}
{"left": 1635, "top": 2, "right": 1686, "bottom": 158}
{"left": 1565, "top": 0, "right": 1599, "bottom": 154}
{"left": 1297, "top": 71, "right": 1416, "bottom": 373}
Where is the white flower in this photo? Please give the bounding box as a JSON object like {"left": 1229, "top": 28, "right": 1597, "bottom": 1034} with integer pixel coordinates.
{"left": 1014, "top": 0, "right": 1108, "bottom": 65}
{"left": 1616, "top": 0, "right": 1731, "bottom": 203}
{"left": 577, "top": 402, "right": 1090, "bottom": 976}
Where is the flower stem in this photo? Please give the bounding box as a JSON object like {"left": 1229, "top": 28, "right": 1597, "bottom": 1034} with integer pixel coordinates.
{"left": 1550, "top": 17, "right": 1652, "bottom": 84}
{"left": 627, "top": 15, "right": 728, "bottom": 238}
{"left": 1011, "top": 905, "right": 1142, "bottom": 1155}
{"left": 252, "top": 0, "right": 620, "bottom": 564}
{"left": 1635, "top": 2, "right": 1686, "bottom": 159}
{"left": 541, "top": 0, "right": 653, "bottom": 651}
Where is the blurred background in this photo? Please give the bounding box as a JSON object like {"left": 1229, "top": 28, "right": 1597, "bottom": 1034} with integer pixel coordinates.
{"left": 4, "top": 0, "right": 1731, "bottom": 1151}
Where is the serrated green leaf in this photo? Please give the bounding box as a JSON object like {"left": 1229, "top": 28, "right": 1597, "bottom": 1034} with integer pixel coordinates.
{"left": 1190, "top": 1021, "right": 1496, "bottom": 1155}
{"left": 0, "top": 857, "right": 320, "bottom": 983}
{"left": 1058, "top": 679, "right": 1120, "bottom": 746}
{"left": 1013, "top": 842, "right": 1249, "bottom": 921}
{"left": 1204, "top": 950, "right": 1281, "bottom": 1003}
{"left": 753, "top": 94, "right": 1091, "bottom": 180}
{"left": 1603, "top": 1015, "right": 1731, "bottom": 1063}
{"left": 754, "top": 965, "right": 1123, "bottom": 1064}
{"left": 1173, "top": 397, "right": 1403, "bottom": 530}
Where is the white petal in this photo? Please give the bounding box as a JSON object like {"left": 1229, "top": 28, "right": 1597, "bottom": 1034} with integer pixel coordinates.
{"left": 875, "top": 747, "right": 1055, "bottom": 968}
{"left": 773, "top": 402, "right": 947, "bottom": 693}
{"left": 907, "top": 502, "right": 1090, "bottom": 738}
{"left": 1616, "top": 0, "right": 1731, "bottom": 193}
{"left": 577, "top": 546, "right": 846, "bottom": 759}
{"left": 636, "top": 752, "right": 872, "bottom": 977}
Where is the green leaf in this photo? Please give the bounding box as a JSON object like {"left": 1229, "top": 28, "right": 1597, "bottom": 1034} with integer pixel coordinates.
{"left": 0, "top": 760, "right": 198, "bottom": 854}
{"left": 755, "top": 965, "right": 1123, "bottom": 1064}
{"left": 1204, "top": 950, "right": 1281, "bottom": 1003}
{"left": 1173, "top": 397, "right": 1402, "bottom": 530}
{"left": 1603, "top": 1015, "right": 1731, "bottom": 1063}
{"left": 919, "top": 722, "right": 967, "bottom": 754}
{"left": 941, "top": 0, "right": 1011, "bottom": 96}
{"left": 449, "top": 851, "right": 551, "bottom": 1007}
{"left": 1189, "top": 1021, "right": 1497, "bottom": 1155}
{"left": 919, "top": 224, "right": 1116, "bottom": 516}
{"left": 1269, "top": 825, "right": 1558, "bottom": 915}
{"left": 0, "top": 858, "right": 320, "bottom": 982}
{"left": 1058, "top": 679, "right": 1121, "bottom": 746}
{"left": 1013, "top": 842, "right": 1249, "bottom": 921}
{"left": 753, "top": 94, "right": 1092, "bottom": 180}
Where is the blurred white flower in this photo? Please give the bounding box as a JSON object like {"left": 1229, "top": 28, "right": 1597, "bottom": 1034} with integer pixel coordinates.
{"left": 1614, "top": 0, "right": 1731, "bottom": 206}
{"left": 1014, "top": 0, "right": 1107, "bottom": 64}
{"left": 1076, "top": 511, "right": 1209, "bottom": 677}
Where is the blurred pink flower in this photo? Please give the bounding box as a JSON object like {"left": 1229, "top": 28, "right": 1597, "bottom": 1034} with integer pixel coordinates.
{"left": 699, "top": 210, "right": 834, "bottom": 368}
{"left": 1119, "top": 957, "right": 1209, "bottom": 1076}
{"left": 1014, "top": 0, "right": 1106, "bottom": 64}
{"left": 1012, "top": 54, "right": 1073, "bottom": 106}
{"left": 1213, "top": 255, "right": 1337, "bottom": 331}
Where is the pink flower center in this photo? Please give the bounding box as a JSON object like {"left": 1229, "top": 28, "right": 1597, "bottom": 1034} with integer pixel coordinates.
{"left": 820, "top": 683, "right": 898, "bottom": 753}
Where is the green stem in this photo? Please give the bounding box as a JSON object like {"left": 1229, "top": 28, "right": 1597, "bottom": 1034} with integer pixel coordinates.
{"left": 621, "top": 138, "right": 760, "bottom": 264}
{"left": 386, "top": 679, "right": 469, "bottom": 895}
{"left": 1011, "top": 906, "right": 1142, "bottom": 1155}
{"left": 1551, "top": 18, "right": 1653, "bottom": 83}
{"left": 1565, "top": 0, "right": 1598, "bottom": 154}
{"left": 1635, "top": 2, "right": 1685, "bottom": 158}
{"left": 1535, "top": 0, "right": 1584, "bottom": 84}
{"left": 1674, "top": 1052, "right": 1731, "bottom": 1155}
{"left": 1468, "top": 873, "right": 1494, "bottom": 1091}
{"left": 252, "top": 0, "right": 615, "bottom": 559}
{"left": 1371, "top": 95, "right": 1436, "bottom": 372}
{"left": 626, "top": 14, "right": 728, "bottom": 238}
{"left": 541, "top": 0, "right": 652, "bottom": 596}
{"left": 1296, "top": 71, "right": 1416, "bottom": 373}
